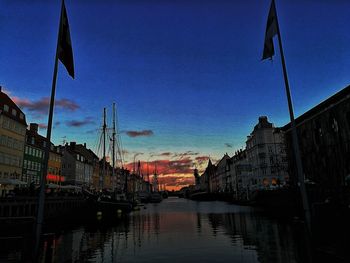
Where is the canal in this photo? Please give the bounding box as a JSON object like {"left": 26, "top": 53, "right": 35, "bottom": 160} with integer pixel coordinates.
{"left": 0, "top": 197, "right": 341, "bottom": 262}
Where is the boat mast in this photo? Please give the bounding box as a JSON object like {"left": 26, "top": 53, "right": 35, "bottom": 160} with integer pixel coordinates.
{"left": 112, "top": 102, "right": 116, "bottom": 190}
{"left": 102, "top": 107, "right": 107, "bottom": 190}
{"left": 153, "top": 162, "right": 158, "bottom": 192}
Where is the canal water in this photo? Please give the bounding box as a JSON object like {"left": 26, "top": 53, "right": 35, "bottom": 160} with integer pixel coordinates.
{"left": 0, "top": 197, "right": 337, "bottom": 262}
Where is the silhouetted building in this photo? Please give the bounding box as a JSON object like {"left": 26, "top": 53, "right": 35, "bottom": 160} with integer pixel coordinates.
{"left": 59, "top": 142, "right": 92, "bottom": 186}
{"left": 282, "top": 85, "right": 350, "bottom": 202}
{"left": 214, "top": 154, "right": 231, "bottom": 192}
{"left": 229, "top": 150, "right": 252, "bottom": 200}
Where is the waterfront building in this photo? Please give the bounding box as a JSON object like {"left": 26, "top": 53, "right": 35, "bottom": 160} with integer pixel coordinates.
{"left": 99, "top": 159, "right": 113, "bottom": 189}
{"left": 59, "top": 142, "right": 90, "bottom": 186}
{"left": 88, "top": 149, "right": 100, "bottom": 190}
{"left": 200, "top": 159, "right": 216, "bottom": 193}
{"left": 282, "top": 85, "right": 350, "bottom": 203}
{"left": 229, "top": 150, "right": 252, "bottom": 200}
{"left": 115, "top": 167, "right": 128, "bottom": 193}
{"left": 47, "top": 146, "right": 63, "bottom": 185}
{"left": 73, "top": 143, "right": 95, "bottom": 186}
{"left": 23, "top": 123, "right": 63, "bottom": 185}
{"left": 245, "top": 116, "right": 288, "bottom": 192}
{"left": 22, "top": 123, "right": 45, "bottom": 185}
{"left": 0, "top": 87, "right": 27, "bottom": 195}
{"left": 214, "top": 154, "right": 231, "bottom": 192}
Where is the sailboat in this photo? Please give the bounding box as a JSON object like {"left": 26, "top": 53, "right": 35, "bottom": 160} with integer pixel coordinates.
{"left": 84, "top": 104, "right": 133, "bottom": 214}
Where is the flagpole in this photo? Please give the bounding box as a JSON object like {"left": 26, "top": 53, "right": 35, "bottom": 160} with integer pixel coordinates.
{"left": 273, "top": 0, "right": 311, "bottom": 232}
{"left": 34, "top": 0, "right": 64, "bottom": 258}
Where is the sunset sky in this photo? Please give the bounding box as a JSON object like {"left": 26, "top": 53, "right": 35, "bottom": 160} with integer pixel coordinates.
{"left": 1, "top": 0, "right": 350, "bottom": 190}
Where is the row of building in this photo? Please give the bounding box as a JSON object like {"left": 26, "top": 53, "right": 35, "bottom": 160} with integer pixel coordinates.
{"left": 196, "top": 85, "right": 350, "bottom": 202}
{"left": 0, "top": 87, "right": 142, "bottom": 197}
{"left": 195, "top": 116, "right": 288, "bottom": 200}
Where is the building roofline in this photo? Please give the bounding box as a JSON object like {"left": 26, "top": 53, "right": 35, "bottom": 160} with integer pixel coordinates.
{"left": 282, "top": 84, "right": 350, "bottom": 131}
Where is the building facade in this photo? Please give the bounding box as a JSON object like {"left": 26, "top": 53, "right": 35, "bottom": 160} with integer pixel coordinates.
{"left": 22, "top": 123, "right": 45, "bottom": 185}
{"left": 0, "top": 87, "right": 27, "bottom": 194}
{"left": 60, "top": 142, "right": 87, "bottom": 186}
{"left": 229, "top": 150, "right": 252, "bottom": 200}
{"left": 282, "top": 85, "right": 350, "bottom": 203}
{"left": 47, "top": 146, "right": 63, "bottom": 185}
{"left": 214, "top": 154, "right": 231, "bottom": 192}
{"left": 246, "top": 116, "right": 288, "bottom": 192}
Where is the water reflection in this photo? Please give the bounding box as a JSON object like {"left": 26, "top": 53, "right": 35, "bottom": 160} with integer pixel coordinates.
{"left": 2, "top": 198, "right": 316, "bottom": 262}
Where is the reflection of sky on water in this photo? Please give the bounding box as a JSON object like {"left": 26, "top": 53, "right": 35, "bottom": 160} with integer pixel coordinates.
{"left": 31, "top": 198, "right": 309, "bottom": 262}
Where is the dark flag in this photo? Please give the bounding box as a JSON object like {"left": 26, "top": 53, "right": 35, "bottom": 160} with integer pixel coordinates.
{"left": 57, "top": 0, "right": 74, "bottom": 78}
{"left": 262, "top": 0, "right": 278, "bottom": 60}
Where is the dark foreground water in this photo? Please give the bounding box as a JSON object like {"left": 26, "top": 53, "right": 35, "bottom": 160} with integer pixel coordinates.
{"left": 1, "top": 197, "right": 344, "bottom": 262}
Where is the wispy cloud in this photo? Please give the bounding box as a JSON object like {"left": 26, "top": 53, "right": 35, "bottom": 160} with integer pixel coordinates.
{"left": 13, "top": 96, "right": 79, "bottom": 114}
{"left": 125, "top": 130, "right": 154, "bottom": 138}
{"left": 85, "top": 129, "right": 97, "bottom": 134}
{"left": 225, "top": 143, "right": 233, "bottom": 148}
{"left": 66, "top": 117, "right": 95, "bottom": 127}
{"left": 174, "top": 151, "right": 199, "bottom": 159}
{"left": 150, "top": 152, "right": 172, "bottom": 157}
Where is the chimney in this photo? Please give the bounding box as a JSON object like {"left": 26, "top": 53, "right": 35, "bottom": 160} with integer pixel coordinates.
{"left": 259, "top": 116, "right": 268, "bottom": 123}
{"left": 70, "top": 141, "right": 76, "bottom": 149}
{"left": 0, "top": 86, "right": 2, "bottom": 92}
{"left": 29, "top": 123, "right": 39, "bottom": 134}
{"left": 84, "top": 143, "right": 86, "bottom": 148}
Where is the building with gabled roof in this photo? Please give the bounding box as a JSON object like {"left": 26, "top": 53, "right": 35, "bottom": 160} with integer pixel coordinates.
{"left": 23, "top": 123, "right": 63, "bottom": 185}
{"left": 0, "top": 86, "right": 27, "bottom": 195}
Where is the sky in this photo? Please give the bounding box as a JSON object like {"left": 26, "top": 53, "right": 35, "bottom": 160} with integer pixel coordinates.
{"left": 1, "top": 0, "right": 350, "bottom": 190}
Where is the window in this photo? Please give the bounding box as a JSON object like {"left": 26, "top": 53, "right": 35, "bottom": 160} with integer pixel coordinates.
{"left": 19, "top": 113, "right": 24, "bottom": 120}
{"left": 0, "top": 135, "right": 5, "bottom": 145}
{"left": 268, "top": 146, "right": 273, "bottom": 153}
{"left": 4, "top": 104, "right": 9, "bottom": 112}
{"left": 11, "top": 109, "right": 17, "bottom": 116}
{"left": 7, "top": 137, "right": 12, "bottom": 148}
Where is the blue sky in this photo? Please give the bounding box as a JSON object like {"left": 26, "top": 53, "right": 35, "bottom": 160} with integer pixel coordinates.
{"left": 1, "top": 0, "right": 350, "bottom": 186}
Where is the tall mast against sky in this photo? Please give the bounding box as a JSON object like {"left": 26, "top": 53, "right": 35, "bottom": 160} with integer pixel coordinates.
{"left": 102, "top": 107, "right": 107, "bottom": 189}
{"left": 112, "top": 102, "right": 116, "bottom": 190}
